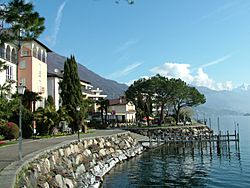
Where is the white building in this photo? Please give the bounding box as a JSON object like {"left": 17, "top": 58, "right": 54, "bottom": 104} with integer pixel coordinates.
{"left": 0, "top": 42, "right": 17, "bottom": 95}
{"left": 47, "top": 71, "right": 107, "bottom": 111}
{"left": 109, "top": 97, "right": 136, "bottom": 122}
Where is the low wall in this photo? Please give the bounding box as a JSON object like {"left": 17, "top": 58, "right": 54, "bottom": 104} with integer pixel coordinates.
{"left": 15, "top": 132, "right": 144, "bottom": 188}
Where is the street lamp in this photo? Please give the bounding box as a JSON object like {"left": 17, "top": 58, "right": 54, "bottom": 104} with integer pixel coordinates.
{"left": 17, "top": 83, "right": 26, "bottom": 161}
{"left": 76, "top": 106, "right": 81, "bottom": 141}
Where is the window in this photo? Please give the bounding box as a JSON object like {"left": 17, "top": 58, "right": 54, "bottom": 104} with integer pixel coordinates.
{"left": 11, "top": 48, "right": 17, "bottom": 64}
{"left": 37, "top": 49, "right": 41, "bottom": 60}
{"left": 6, "top": 45, "right": 10, "bottom": 61}
{"left": 20, "top": 61, "right": 26, "bottom": 69}
{"left": 33, "top": 46, "right": 37, "bottom": 58}
{"left": 21, "top": 46, "right": 29, "bottom": 57}
{"left": 0, "top": 44, "right": 4, "bottom": 59}
{"left": 38, "top": 63, "right": 42, "bottom": 77}
{"left": 20, "top": 78, "right": 26, "bottom": 86}
{"left": 42, "top": 52, "right": 46, "bottom": 63}
{"left": 6, "top": 65, "right": 13, "bottom": 80}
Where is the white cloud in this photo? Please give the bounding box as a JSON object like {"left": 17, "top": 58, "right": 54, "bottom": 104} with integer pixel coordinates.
{"left": 46, "top": 1, "right": 67, "bottom": 46}
{"left": 150, "top": 62, "right": 193, "bottom": 82}
{"left": 115, "top": 39, "right": 138, "bottom": 53}
{"left": 150, "top": 61, "right": 233, "bottom": 91}
{"left": 108, "top": 61, "right": 143, "bottom": 79}
{"left": 126, "top": 75, "right": 149, "bottom": 86}
{"left": 200, "top": 54, "right": 232, "bottom": 68}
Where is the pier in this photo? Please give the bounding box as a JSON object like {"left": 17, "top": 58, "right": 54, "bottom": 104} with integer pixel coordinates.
{"left": 124, "top": 124, "right": 240, "bottom": 152}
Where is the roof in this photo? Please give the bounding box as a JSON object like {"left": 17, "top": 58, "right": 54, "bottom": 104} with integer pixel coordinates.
{"left": 109, "top": 98, "right": 128, "bottom": 106}
{"left": 47, "top": 71, "right": 91, "bottom": 85}
{"left": 34, "top": 39, "right": 52, "bottom": 52}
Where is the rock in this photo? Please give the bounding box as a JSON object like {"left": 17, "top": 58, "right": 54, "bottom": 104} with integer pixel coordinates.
{"left": 75, "top": 164, "right": 86, "bottom": 177}
{"left": 42, "top": 158, "right": 50, "bottom": 174}
{"left": 63, "top": 177, "right": 74, "bottom": 188}
{"left": 105, "top": 142, "right": 112, "bottom": 147}
{"left": 74, "top": 145, "right": 80, "bottom": 153}
{"left": 59, "top": 148, "right": 64, "bottom": 156}
{"left": 65, "top": 147, "right": 72, "bottom": 157}
{"left": 83, "top": 149, "right": 92, "bottom": 157}
{"left": 99, "top": 149, "right": 106, "bottom": 157}
{"left": 55, "top": 174, "right": 64, "bottom": 188}
{"left": 75, "top": 154, "right": 83, "bottom": 165}
{"left": 43, "top": 182, "right": 50, "bottom": 188}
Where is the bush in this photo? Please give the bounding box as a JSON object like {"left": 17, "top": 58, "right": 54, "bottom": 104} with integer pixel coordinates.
{"left": 164, "top": 116, "right": 176, "bottom": 125}
{"left": 0, "top": 122, "right": 19, "bottom": 140}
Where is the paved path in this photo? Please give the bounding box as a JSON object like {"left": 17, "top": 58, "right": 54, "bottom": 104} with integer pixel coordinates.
{"left": 0, "top": 129, "right": 125, "bottom": 173}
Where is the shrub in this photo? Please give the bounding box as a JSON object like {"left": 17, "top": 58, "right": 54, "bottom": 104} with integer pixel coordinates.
{"left": 164, "top": 116, "right": 176, "bottom": 125}
{"left": 0, "top": 122, "right": 19, "bottom": 140}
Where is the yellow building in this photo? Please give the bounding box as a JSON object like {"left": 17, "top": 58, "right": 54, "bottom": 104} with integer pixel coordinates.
{"left": 18, "top": 39, "right": 52, "bottom": 109}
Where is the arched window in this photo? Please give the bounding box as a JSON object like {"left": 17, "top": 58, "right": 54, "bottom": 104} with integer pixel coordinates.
{"left": 42, "top": 52, "right": 46, "bottom": 62}
{"left": 37, "top": 48, "right": 41, "bottom": 60}
{"left": 33, "top": 46, "right": 37, "bottom": 58}
{"left": 0, "top": 44, "right": 4, "bottom": 59}
{"left": 6, "top": 45, "right": 11, "bottom": 61}
{"left": 11, "top": 48, "right": 16, "bottom": 63}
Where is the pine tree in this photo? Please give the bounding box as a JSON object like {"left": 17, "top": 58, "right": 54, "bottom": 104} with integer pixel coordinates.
{"left": 59, "top": 55, "right": 83, "bottom": 133}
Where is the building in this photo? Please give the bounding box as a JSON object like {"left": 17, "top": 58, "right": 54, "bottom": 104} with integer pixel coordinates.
{"left": 0, "top": 42, "right": 18, "bottom": 95}
{"left": 108, "top": 97, "right": 136, "bottom": 123}
{"left": 47, "top": 70, "right": 107, "bottom": 111}
{"left": 18, "top": 39, "right": 51, "bottom": 109}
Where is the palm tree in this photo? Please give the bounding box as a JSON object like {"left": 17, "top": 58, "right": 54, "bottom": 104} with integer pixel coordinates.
{"left": 96, "top": 98, "right": 109, "bottom": 125}
{"left": 22, "top": 89, "right": 42, "bottom": 111}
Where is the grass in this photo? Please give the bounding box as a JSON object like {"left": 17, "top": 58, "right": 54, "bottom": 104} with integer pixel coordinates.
{"left": 0, "top": 140, "right": 18, "bottom": 147}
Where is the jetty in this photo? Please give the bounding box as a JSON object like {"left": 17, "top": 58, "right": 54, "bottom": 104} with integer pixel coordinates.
{"left": 123, "top": 124, "right": 240, "bottom": 150}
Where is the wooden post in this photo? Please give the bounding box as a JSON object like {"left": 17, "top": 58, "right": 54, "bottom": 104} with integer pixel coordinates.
{"left": 209, "top": 117, "right": 212, "bottom": 129}
{"left": 217, "top": 117, "right": 220, "bottom": 133}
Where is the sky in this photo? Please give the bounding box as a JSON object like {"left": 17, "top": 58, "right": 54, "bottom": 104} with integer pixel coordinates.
{"left": 6, "top": 0, "right": 250, "bottom": 90}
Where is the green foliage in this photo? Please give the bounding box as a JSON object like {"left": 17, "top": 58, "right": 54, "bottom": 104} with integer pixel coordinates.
{"left": 35, "top": 104, "right": 72, "bottom": 135}
{"left": 22, "top": 89, "right": 42, "bottom": 111}
{"left": 126, "top": 78, "right": 154, "bottom": 126}
{"left": 96, "top": 98, "right": 109, "bottom": 126}
{"left": 0, "top": 96, "right": 19, "bottom": 122}
{"left": 59, "top": 55, "right": 83, "bottom": 132}
{"left": 126, "top": 75, "right": 206, "bottom": 125}
{"left": 0, "top": 122, "right": 19, "bottom": 140}
{"left": 164, "top": 116, "right": 176, "bottom": 125}
{"left": 46, "top": 95, "right": 54, "bottom": 106}
{"left": 1, "top": 0, "right": 45, "bottom": 44}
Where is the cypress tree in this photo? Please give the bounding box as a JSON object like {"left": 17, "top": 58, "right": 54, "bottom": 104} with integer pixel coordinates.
{"left": 60, "top": 55, "right": 82, "bottom": 133}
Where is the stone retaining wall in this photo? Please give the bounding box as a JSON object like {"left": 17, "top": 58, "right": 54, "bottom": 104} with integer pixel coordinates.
{"left": 15, "top": 132, "right": 144, "bottom": 188}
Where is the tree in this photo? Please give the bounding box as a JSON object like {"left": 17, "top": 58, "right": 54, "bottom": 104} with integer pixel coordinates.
{"left": 59, "top": 55, "right": 83, "bottom": 133}
{"left": 126, "top": 78, "right": 153, "bottom": 126}
{"left": 172, "top": 79, "right": 206, "bottom": 123}
{"left": 150, "top": 74, "right": 175, "bottom": 125}
{"left": 0, "top": 0, "right": 45, "bottom": 44}
{"left": 0, "top": 0, "right": 45, "bottom": 83}
{"left": 97, "top": 98, "right": 109, "bottom": 126}
{"left": 22, "top": 89, "right": 42, "bottom": 112}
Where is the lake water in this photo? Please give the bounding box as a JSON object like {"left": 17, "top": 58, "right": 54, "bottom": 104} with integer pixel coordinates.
{"left": 102, "top": 116, "right": 250, "bottom": 187}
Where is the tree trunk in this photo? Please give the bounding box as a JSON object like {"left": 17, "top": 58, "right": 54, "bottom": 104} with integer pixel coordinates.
{"left": 159, "top": 102, "right": 164, "bottom": 126}
{"left": 100, "top": 108, "right": 104, "bottom": 125}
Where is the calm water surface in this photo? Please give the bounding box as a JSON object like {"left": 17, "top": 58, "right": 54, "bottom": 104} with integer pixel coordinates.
{"left": 102, "top": 116, "right": 250, "bottom": 187}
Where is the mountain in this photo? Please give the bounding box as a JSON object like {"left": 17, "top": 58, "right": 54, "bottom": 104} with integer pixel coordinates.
{"left": 47, "top": 52, "right": 128, "bottom": 99}
{"left": 196, "top": 86, "right": 250, "bottom": 116}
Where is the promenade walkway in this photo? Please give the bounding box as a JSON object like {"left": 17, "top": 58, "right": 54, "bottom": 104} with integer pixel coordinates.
{"left": 0, "top": 129, "right": 125, "bottom": 173}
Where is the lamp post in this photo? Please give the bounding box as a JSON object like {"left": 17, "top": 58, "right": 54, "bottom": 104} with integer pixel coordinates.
{"left": 17, "top": 83, "right": 25, "bottom": 161}
{"left": 76, "top": 106, "right": 81, "bottom": 141}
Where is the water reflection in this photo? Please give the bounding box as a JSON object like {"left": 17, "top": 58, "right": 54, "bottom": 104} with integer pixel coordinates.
{"left": 102, "top": 141, "right": 241, "bottom": 188}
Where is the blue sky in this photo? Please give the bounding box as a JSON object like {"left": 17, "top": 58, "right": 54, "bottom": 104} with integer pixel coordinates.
{"left": 19, "top": 0, "right": 250, "bottom": 89}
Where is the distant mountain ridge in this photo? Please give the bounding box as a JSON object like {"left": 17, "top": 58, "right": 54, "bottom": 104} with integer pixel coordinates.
{"left": 47, "top": 52, "right": 128, "bottom": 99}
{"left": 196, "top": 86, "right": 250, "bottom": 116}
{"left": 47, "top": 52, "right": 249, "bottom": 115}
